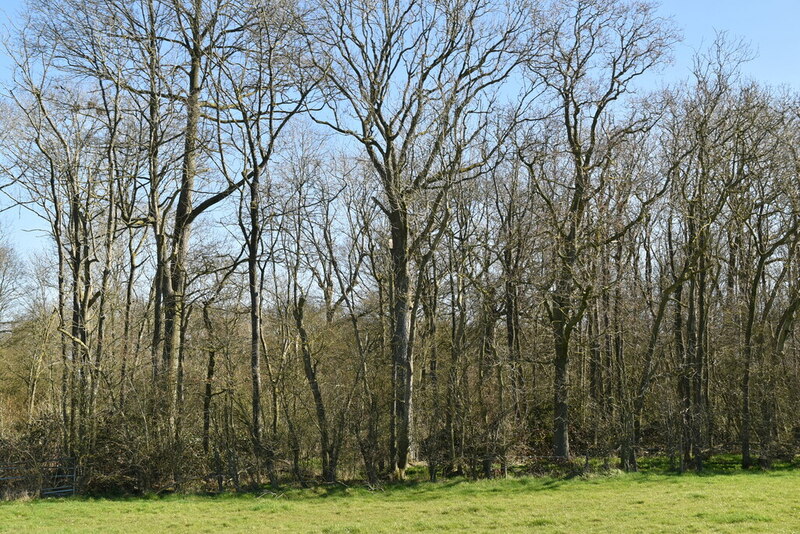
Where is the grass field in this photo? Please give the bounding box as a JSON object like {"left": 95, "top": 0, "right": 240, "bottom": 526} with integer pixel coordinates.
{"left": 2, "top": 468, "right": 800, "bottom": 533}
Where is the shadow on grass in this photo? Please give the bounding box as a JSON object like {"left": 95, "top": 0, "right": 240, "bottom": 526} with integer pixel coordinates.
{"left": 634, "top": 454, "right": 800, "bottom": 478}
{"left": 16, "top": 454, "right": 799, "bottom": 506}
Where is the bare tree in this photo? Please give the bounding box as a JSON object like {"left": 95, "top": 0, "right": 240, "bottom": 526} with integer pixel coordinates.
{"left": 0, "top": 239, "right": 21, "bottom": 324}
{"left": 522, "top": 0, "right": 677, "bottom": 458}
{"left": 310, "top": 0, "right": 525, "bottom": 478}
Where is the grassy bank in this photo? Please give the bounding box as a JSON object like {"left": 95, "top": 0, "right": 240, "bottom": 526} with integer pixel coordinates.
{"left": 2, "top": 469, "right": 799, "bottom": 533}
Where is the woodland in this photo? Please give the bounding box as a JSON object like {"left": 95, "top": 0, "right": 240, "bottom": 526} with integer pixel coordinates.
{"left": 0, "top": 0, "right": 799, "bottom": 494}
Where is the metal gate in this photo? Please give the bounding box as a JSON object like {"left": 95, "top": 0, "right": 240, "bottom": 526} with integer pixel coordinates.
{"left": 0, "top": 457, "right": 77, "bottom": 498}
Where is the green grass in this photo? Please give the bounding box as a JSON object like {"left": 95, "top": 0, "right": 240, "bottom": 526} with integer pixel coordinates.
{"left": 3, "top": 469, "right": 800, "bottom": 533}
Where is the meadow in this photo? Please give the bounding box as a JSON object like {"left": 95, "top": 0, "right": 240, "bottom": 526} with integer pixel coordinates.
{"left": 2, "top": 465, "right": 799, "bottom": 533}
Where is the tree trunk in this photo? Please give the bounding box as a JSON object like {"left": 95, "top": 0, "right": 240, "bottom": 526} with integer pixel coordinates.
{"left": 390, "top": 208, "right": 412, "bottom": 478}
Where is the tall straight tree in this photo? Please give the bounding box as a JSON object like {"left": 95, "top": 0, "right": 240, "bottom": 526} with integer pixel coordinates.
{"left": 213, "top": 0, "right": 316, "bottom": 485}
{"left": 310, "top": 0, "right": 525, "bottom": 477}
{"left": 523, "top": 0, "right": 677, "bottom": 458}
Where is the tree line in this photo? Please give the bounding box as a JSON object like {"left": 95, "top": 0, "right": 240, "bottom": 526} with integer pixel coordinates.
{"left": 0, "top": 0, "right": 799, "bottom": 492}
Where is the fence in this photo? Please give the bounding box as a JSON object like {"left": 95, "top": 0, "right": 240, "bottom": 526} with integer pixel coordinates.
{"left": 0, "top": 457, "right": 77, "bottom": 498}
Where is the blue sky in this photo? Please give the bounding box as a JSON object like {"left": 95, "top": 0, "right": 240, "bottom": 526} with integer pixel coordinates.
{"left": 659, "top": 0, "right": 800, "bottom": 88}
{"left": 1, "top": 0, "right": 799, "bottom": 256}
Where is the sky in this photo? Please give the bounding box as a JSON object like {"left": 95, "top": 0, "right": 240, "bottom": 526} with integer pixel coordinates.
{"left": 658, "top": 0, "right": 800, "bottom": 88}
{"left": 0, "top": 0, "right": 799, "bottom": 257}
